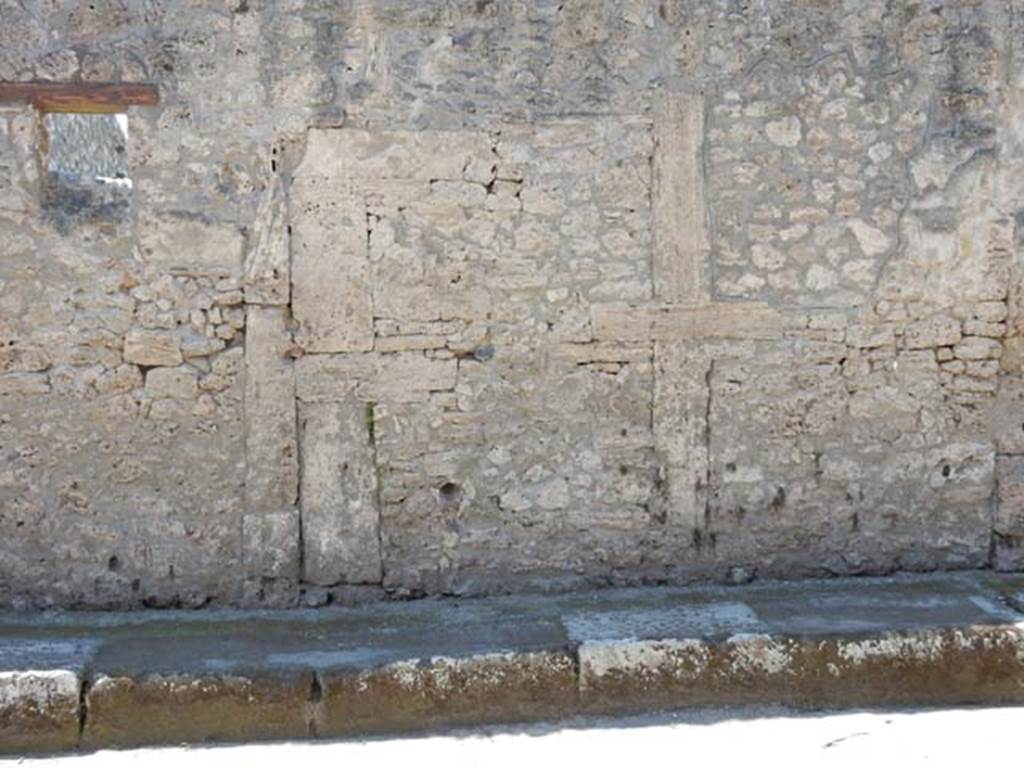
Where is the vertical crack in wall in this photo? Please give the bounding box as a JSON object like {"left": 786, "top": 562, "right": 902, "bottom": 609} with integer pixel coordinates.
{"left": 306, "top": 670, "right": 324, "bottom": 737}
{"left": 699, "top": 89, "right": 716, "bottom": 303}
{"left": 647, "top": 343, "right": 657, "bottom": 438}
{"left": 989, "top": 456, "right": 1000, "bottom": 568}
{"left": 367, "top": 400, "right": 384, "bottom": 586}
{"left": 702, "top": 357, "right": 714, "bottom": 542}
{"left": 365, "top": 205, "right": 385, "bottom": 587}
{"left": 286, "top": 171, "right": 304, "bottom": 589}
{"left": 647, "top": 124, "right": 659, "bottom": 303}
{"left": 295, "top": 388, "right": 306, "bottom": 586}
{"left": 365, "top": 207, "right": 375, "bottom": 323}
{"left": 648, "top": 341, "right": 666, "bottom": 526}
{"left": 76, "top": 674, "right": 91, "bottom": 744}
{"left": 568, "top": 642, "right": 583, "bottom": 703}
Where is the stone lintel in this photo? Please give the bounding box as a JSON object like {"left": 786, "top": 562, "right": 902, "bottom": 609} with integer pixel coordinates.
{"left": 295, "top": 353, "right": 457, "bottom": 404}
{"left": 295, "top": 128, "right": 493, "bottom": 181}
{"left": 591, "top": 302, "right": 783, "bottom": 343}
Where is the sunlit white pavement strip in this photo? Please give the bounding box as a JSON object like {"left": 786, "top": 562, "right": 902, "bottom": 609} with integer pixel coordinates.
{"left": 15, "top": 706, "right": 1024, "bottom": 768}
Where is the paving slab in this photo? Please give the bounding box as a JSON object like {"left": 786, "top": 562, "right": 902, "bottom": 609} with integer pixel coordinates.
{"left": 0, "top": 571, "right": 1022, "bottom": 754}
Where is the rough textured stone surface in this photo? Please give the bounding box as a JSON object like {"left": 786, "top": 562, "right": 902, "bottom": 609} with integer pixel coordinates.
{"left": 1, "top": 1, "right": 1024, "bottom": 607}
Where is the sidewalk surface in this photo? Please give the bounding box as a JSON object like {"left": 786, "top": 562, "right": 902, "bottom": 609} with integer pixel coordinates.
{"left": 2, "top": 571, "right": 1023, "bottom": 754}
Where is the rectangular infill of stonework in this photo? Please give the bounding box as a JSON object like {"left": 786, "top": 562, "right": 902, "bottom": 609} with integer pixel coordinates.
{"left": 285, "top": 120, "right": 669, "bottom": 596}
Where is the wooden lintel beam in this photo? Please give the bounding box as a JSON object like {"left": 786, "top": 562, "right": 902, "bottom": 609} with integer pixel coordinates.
{"left": 0, "top": 82, "right": 159, "bottom": 113}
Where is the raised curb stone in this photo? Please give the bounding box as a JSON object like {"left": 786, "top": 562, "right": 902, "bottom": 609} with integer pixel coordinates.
{"left": 82, "top": 671, "right": 311, "bottom": 749}
{"left": 0, "top": 670, "right": 81, "bottom": 753}
{"left": 315, "top": 650, "right": 578, "bottom": 737}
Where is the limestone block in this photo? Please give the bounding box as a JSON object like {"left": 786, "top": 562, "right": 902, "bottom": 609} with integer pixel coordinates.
{"left": 954, "top": 337, "right": 1002, "bottom": 360}
{"left": 951, "top": 375, "right": 998, "bottom": 395}
{"left": 966, "top": 360, "right": 999, "bottom": 378}
{"left": 370, "top": 281, "right": 495, "bottom": 325}
{"left": 295, "top": 129, "right": 493, "bottom": 181}
{"left": 290, "top": 176, "right": 373, "bottom": 352}
{"left": 956, "top": 301, "right": 1008, "bottom": 323}
{"left": 123, "top": 329, "right": 183, "bottom": 367}
{"left": 591, "top": 303, "right": 782, "bottom": 342}
{"left": 95, "top": 364, "right": 142, "bottom": 394}
{"left": 846, "top": 323, "right": 895, "bottom": 349}
{"left": 244, "top": 175, "right": 290, "bottom": 306}
{"left": 214, "top": 290, "right": 244, "bottom": 307}
{"left": 241, "top": 509, "right": 300, "bottom": 580}
{"left": 181, "top": 334, "right": 226, "bottom": 359}
{"left": 0, "top": 344, "right": 50, "bottom": 373}
{"left": 295, "top": 353, "right": 457, "bottom": 404}
{"left": 0, "top": 372, "right": 49, "bottom": 396}
{"left": 765, "top": 115, "right": 802, "bottom": 147}
{"left": 300, "top": 400, "right": 382, "bottom": 585}
{"left": 903, "top": 316, "right": 961, "bottom": 349}
{"left": 963, "top": 321, "right": 1006, "bottom": 338}
{"left": 145, "top": 366, "right": 198, "bottom": 399}
{"left": 374, "top": 334, "right": 448, "bottom": 353}
{"left": 244, "top": 307, "right": 298, "bottom": 512}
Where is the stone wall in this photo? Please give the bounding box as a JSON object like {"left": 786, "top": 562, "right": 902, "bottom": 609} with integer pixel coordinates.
{"left": 1, "top": 0, "right": 1024, "bottom": 608}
